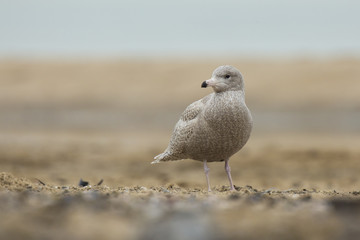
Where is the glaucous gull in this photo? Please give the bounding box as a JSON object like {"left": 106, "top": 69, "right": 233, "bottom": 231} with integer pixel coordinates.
{"left": 152, "top": 65, "right": 252, "bottom": 191}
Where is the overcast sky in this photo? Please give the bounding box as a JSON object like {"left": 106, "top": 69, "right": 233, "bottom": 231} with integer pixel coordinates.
{"left": 0, "top": 0, "right": 359, "bottom": 58}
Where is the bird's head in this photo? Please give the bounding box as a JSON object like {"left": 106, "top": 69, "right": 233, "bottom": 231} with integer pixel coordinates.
{"left": 201, "top": 65, "right": 244, "bottom": 93}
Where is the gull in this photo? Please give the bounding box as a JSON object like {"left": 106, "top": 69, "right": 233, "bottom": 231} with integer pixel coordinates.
{"left": 152, "top": 65, "right": 253, "bottom": 191}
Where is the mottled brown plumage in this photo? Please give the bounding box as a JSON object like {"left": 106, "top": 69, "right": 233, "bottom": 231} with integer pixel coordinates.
{"left": 152, "top": 65, "right": 252, "bottom": 191}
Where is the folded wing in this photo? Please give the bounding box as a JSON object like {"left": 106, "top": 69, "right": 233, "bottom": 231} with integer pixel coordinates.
{"left": 152, "top": 94, "right": 212, "bottom": 163}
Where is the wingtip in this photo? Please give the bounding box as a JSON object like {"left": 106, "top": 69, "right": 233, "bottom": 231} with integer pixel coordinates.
{"left": 152, "top": 154, "right": 160, "bottom": 164}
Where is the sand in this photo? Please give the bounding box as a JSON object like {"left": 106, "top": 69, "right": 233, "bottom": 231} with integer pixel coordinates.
{"left": 1, "top": 172, "right": 360, "bottom": 240}
{"left": 0, "top": 58, "right": 360, "bottom": 239}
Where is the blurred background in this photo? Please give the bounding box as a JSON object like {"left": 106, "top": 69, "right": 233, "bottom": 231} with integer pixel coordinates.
{"left": 0, "top": 0, "right": 360, "bottom": 190}
{"left": 1, "top": 1, "right": 360, "bottom": 240}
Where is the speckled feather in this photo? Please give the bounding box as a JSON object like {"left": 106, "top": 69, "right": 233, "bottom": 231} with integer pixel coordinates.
{"left": 152, "top": 65, "right": 252, "bottom": 164}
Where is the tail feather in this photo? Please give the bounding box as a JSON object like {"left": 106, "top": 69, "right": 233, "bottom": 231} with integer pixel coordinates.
{"left": 151, "top": 153, "right": 163, "bottom": 164}
{"left": 151, "top": 151, "right": 181, "bottom": 164}
{"left": 151, "top": 152, "right": 168, "bottom": 164}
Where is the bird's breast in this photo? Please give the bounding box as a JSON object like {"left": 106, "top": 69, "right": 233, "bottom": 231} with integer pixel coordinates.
{"left": 186, "top": 92, "right": 252, "bottom": 162}
{"left": 190, "top": 92, "right": 252, "bottom": 161}
{"left": 203, "top": 92, "right": 250, "bottom": 129}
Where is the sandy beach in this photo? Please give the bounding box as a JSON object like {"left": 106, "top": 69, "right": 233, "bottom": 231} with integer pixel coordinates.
{"left": 0, "top": 58, "right": 360, "bottom": 239}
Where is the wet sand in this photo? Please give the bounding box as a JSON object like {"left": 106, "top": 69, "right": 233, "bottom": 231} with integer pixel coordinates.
{"left": 0, "top": 59, "right": 360, "bottom": 239}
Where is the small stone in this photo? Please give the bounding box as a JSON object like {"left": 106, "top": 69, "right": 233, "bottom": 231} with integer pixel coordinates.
{"left": 79, "top": 179, "right": 89, "bottom": 187}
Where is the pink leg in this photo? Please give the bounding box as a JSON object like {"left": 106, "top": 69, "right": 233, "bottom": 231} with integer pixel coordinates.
{"left": 203, "top": 160, "right": 211, "bottom": 192}
{"left": 225, "top": 159, "right": 235, "bottom": 191}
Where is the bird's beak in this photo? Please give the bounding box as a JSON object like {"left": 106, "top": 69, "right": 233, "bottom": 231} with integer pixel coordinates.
{"left": 201, "top": 81, "right": 208, "bottom": 88}
{"left": 201, "top": 78, "right": 215, "bottom": 88}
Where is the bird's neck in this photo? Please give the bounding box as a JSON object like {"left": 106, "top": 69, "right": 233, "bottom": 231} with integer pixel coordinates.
{"left": 214, "top": 89, "right": 244, "bottom": 96}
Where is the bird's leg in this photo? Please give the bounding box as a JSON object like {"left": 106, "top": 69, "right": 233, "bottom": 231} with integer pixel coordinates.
{"left": 203, "top": 160, "right": 211, "bottom": 192}
{"left": 225, "top": 159, "right": 235, "bottom": 191}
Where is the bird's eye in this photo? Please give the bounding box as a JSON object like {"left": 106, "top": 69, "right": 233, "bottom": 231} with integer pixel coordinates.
{"left": 225, "top": 74, "right": 230, "bottom": 79}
